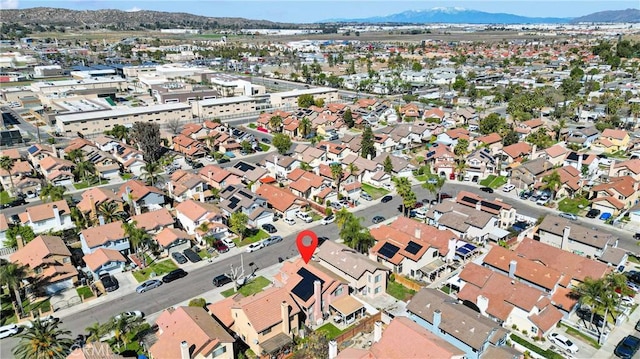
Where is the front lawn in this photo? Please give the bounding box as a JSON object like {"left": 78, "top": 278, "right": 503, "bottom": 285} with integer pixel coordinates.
{"left": 234, "top": 229, "right": 269, "bottom": 247}
{"left": 557, "top": 197, "right": 590, "bottom": 214}
{"left": 221, "top": 276, "right": 271, "bottom": 298}
{"left": 309, "top": 211, "right": 323, "bottom": 221}
{"left": 0, "top": 191, "right": 14, "bottom": 204}
{"left": 198, "top": 250, "right": 212, "bottom": 260}
{"left": 260, "top": 143, "right": 270, "bottom": 152}
{"left": 562, "top": 325, "right": 601, "bottom": 349}
{"left": 479, "top": 175, "right": 507, "bottom": 189}
{"left": 73, "top": 178, "right": 101, "bottom": 190}
{"left": 361, "top": 183, "right": 390, "bottom": 199}
{"left": 132, "top": 259, "right": 178, "bottom": 282}
{"left": 76, "top": 286, "right": 94, "bottom": 300}
{"left": 386, "top": 281, "right": 416, "bottom": 302}
{"left": 120, "top": 173, "right": 133, "bottom": 180}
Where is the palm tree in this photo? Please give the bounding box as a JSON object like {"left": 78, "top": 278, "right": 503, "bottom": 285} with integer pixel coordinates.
{"left": 347, "top": 163, "right": 360, "bottom": 181}
{"left": 298, "top": 117, "right": 312, "bottom": 139}
{"left": 571, "top": 277, "right": 604, "bottom": 329}
{"left": 85, "top": 321, "right": 108, "bottom": 343}
{"left": 454, "top": 160, "right": 468, "bottom": 181}
{"left": 0, "top": 258, "right": 29, "bottom": 316}
{"left": 299, "top": 162, "right": 313, "bottom": 171}
{"left": 39, "top": 184, "right": 66, "bottom": 203}
{"left": 97, "top": 201, "right": 125, "bottom": 223}
{"left": 542, "top": 170, "right": 562, "bottom": 199}
{"left": 70, "top": 207, "right": 89, "bottom": 230}
{"left": 330, "top": 163, "right": 344, "bottom": 195}
{"left": 74, "top": 160, "right": 96, "bottom": 184}
{"left": 65, "top": 149, "right": 84, "bottom": 164}
{"left": 630, "top": 103, "right": 640, "bottom": 129}
{"left": 141, "top": 161, "right": 161, "bottom": 186}
{"left": 269, "top": 115, "right": 283, "bottom": 132}
{"left": 12, "top": 318, "right": 74, "bottom": 359}
{"left": 394, "top": 177, "right": 414, "bottom": 215}
{"left": 0, "top": 156, "right": 16, "bottom": 195}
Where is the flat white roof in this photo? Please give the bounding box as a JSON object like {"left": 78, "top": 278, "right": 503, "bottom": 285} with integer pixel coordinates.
{"left": 56, "top": 103, "right": 190, "bottom": 123}
{"left": 197, "top": 96, "right": 256, "bottom": 106}
{"left": 31, "top": 77, "right": 125, "bottom": 90}
{"left": 272, "top": 87, "right": 337, "bottom": 98}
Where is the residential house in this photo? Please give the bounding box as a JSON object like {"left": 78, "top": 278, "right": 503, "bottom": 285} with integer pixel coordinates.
{"left": 509, "top": 158, "right": 553, "bottom": 190}
{"left": 218, "top": 185, "right": 273, "bottom": 228}
{"left": 199, "top": 165, "right": 242, "bottom": 190}
{"left": 19, "top": 200, "right": 74, "bottom": 234}
{"left": 292, "top": 144, "right": 326, "bottom": 168}
{"left": 425, "top": 144, "right": 456, "bottom": 179}
{"left": 273, "top": 258, "right": 350, "bottom": 326}
{"left": 630, "top": 202, "right": 640, "bottom": 226}
{"left": 10, "top": 235, "right": 78, "bottom": 294}
{"left": 590, "top": 176, "right": 639, "bottom": 215}
{"left": 500, "top": 143, "right": 532, "bottom": 165}
{"left": 175, "top": 200, "right": 224, "bottom": 239}
{"left": 563, "top": 151, "right": 599, "bottom": 176}
{"left": 426, "top": 201, "right": 498, "bottom": 242}
{"left": 371, "top": 133, "right": 396, "bottom": 154}
{"left": 436, "top": 128, "right": 469, "bottom": 147}
{"left": 336, "top": 316, "right": 467, "bottom": 359}
{"left": 464, "top": 148, "right": 497, "bottom": 182}
{"left": 455, "top": 191, "right": 517, "bottom": 230}
{"left": 609, "top": 159, "right": 640, "bottom": 181}
{"left": 515, "top": 118, "right": 545, "bottom": 139}
{"left": 373, "top": 153, "right": 414, "bottom": 178}
{"left": 473, "top": 133, "right": 503, "bottom": 155}
{"left": 567, "top": 126, "right": 599, "bottom": 148}
{"left": 155, "top": 227, "right": 195, "bottom": 256}
{"left": 93, "top": 135, "right": 120, "bottom": 153}
{"left": 544, "top": 166, "right": 582, "bottom": 199}
{"left": 168, "top": 170, "right": 207, "bottom": 203}
{"left": 287, "top": 168, "right": 326, "bottom": 200}
{"left": 38, "top": 156, "right": 75, "bottom": 186}
{"left": 130, "top": 208, "right": 175, "bottom": 234}
{"left": 227, "top": 161, "right": 269, "bottom": 190}
{"left": 0, "top": 214, "right": 9, "bottom": 248}
{"left": 262, "top": 154, "right": 300, "bottom": 180}
{"left": 315, "top": 240, "right": 390, "bottom": 298}
{"left": 117, "top": 180, "right": 166, "bottom": 215}
{"left": 406, "top": 288, "right": 509, "bottom": 359}
{"left": 0, "top": 160, "right": 34, "bottom": 196}
{"left": 172, "top": 134, "right": 206, "bottom": 158}
{"left": 318, "top": 141, "right": 352, "bottom": 162}
{"left": 535, "top": 215, "right": 617, "bottom": 258}
{"left": 458, "top": 263, "right": 564, "bottom": 338}
{"left": 83, "top": 248, "right": 127, "bottom": 279}
{"left": 340, "top": 153, "right": 381, "bottom": 184}
{"left": 592, "top": 129, "right": 631, "bottom": 153}
{"left": 208, "top": 287, "right": 301, "bottom": 357}
{"left": 80, "top": 220, "right": 130, "bottom": 255}
{"left": 150, "top": 306, "right": 235, "bottom": 359}
{"left": 256, "top": 184, "right": 306, "bottom": 219}
{"left": 76, "top": 187, "right": 125, "bottom": 221}
{"left": 26, "top": 143, "right": 57, "bottom": 168}
{"left": 543, "top": 144, "right": 569, "bottom": 167}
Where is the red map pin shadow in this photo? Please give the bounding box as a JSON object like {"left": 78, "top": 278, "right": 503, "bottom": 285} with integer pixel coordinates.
{"left": 296, "top": 229, "right": 318, "bottom": 264}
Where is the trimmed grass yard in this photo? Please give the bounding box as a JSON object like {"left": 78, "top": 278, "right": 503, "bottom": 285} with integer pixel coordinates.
{"left": 120, "top": 173, "right": 133, "bottom": 180}
{"left": 558, "top": 197, "right": 590, "bottom": 214}
{"left": 132, "top": 259, "right": 178, "bottom": 282}
{"left": 73, "top": 179, "right": 101, "bottom": 190}
{"left": 316, "top": 323, "right": 343, "bottom": 339}
{"left": 221, "top": 276, "right": 271, "bottom": 297}
{"left": 386, "top": 281, "right": 416, "bottom": 302}
{"left": 361, "top": 183, "right": 390, "bottom": 199}
{"left": 479, "top": 175, "right": 507, "bottom": 189}
{"left": 309, "top": 211, "right": 323, "bottom": 222}
{"left": 76, "top": 286, "right": 94, "bottom": 300}
{"left": 562, "top": 324, "right": 601, "bottom": 349}
{"left": 0, "top": 191, "right": 13, "bottom": 204}
{"left": 234, "top": 229, "right": 269, "bottom": 247}
{"left": 260, "top": 143, "right": 270, "bottom": 152}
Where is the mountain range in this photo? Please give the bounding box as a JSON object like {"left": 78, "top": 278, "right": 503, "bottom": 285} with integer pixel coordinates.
{"left": 326, "top": 7, "right": 640, "bottom": 24}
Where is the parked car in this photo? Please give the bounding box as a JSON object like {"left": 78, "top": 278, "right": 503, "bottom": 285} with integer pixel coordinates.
{"left": 520, "top": 191, "right": 532, "bottom": 200}
{"left": 502, "top": 184, "right": 516, "bottom": 192}
{"left": 217, "top": 158, "right": 230, "bottom": 164}
{"left": 321, "top": 215, "right": 335, "bottom": 225}
{"left": 262, "top": 223, "right": 277, "bottom": 233}
{"left": 100, "top": 273, "right": 119, "bottom": 292}
{"left": 360, "top": 192, "right": 373, "bottom": 201}
{"left": 586, "top": 208, "right": 601, "bottom": 218}
{"left": 261, "top": 137, "right": 271, "bottom": 144}
{"left": 296, "top": 211, "right": 313, "bottom": 223}
{"left": 549, "top": 333, "right": 579, "bottom": 354}
{"left": 263, "top": 235, "right": 283, "bottom": 246}
{"left": 162, "top": 269, "right": 188, "bottom": 283}
{"left": 480, "top": 187, "right": 494, "bottom": 193}
{"left": 212, "top": 274, "right": 232, "bottom": 287}
{"left": 559, "top": 212, "right": 577, "bottom": 220}
{"left": 599, "top": 212, "right": 612, "bottom": 221}
{"left": 372, "top": 216, "right": 385, "bottom": 224}
{"left": 23, "top": 315, "right": 59, "bottom": 328}
{"left": 213, "top": 241, "right": 229, "bottom": 254}
{"left": 635, "top": 319, "right": 640, "bottom": 332}
{"left": 634, "top": 233, "right": 640, "bottom": 241}
{"left": 205, "top": 155, "right": 214, "bottom": 161}
{"left": 0, "top": 324, "right": 20, "bottom": 339}
{"left": 183, "top": 248, "right": 201, "bottom": 263}
{"left": 221, "top": 237, "right": 236, "bottom": 248}
{"left": 576, "top": 308, "right": 605, "bottom": 328}
{"left": 246, "top": 242, "right": 264, "bottom": 253}
{"left": 438, "top": 193, "right": 453, "bottom": 201}
{"left": 171, "top": 252, "right": 188, "bottom": 264}
{"left": 136, "top": 279, "right": 162, "bottom": 293}
{"left": 284, "top": 217, "right": 296, "bottom": 226}
{"left": 614, "top": 335, "right": 640, "bottom": 359}
{"left": 536, "top": 197, "right": 549, "bottom": 206}
{"left": 427, "top": 177, "right": 439, "bottom": 184}
{"left": 381, "top": 195, "right": 393, "bottom": 203}
{"left": 114, "top": 311, "right": 144, "bottom": 321}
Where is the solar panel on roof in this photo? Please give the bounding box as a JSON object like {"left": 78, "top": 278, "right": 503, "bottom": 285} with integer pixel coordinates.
{"left": 378, "top": 242, "right": 400, "bottom": 259}
{"left": 457, "top": 247, "right": 470, "bottom": 255}
{"left": 481, "top": 201, "right": 502, "bottom": 211}
{"left": 238, "top": 190, "right": 252, "bottom": 199}
{"left": 228, "top": 197, "right": 240, "bottom": 209}
{"left": 291, "top": 267, "right": 324, "bottom": 301}
{"left": 405, "top": 241, "right": 422, "bottom": 255}
{"left": 27, "top": 145, "right": 38, "bottom": 154}
{"left": 463, "top": 243, "right": 477, "bottom": 252}
{"left": 461, "top": 196, "right": 478, "bottom": 205}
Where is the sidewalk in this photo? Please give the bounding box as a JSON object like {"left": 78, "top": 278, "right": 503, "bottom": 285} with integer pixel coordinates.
{"left": 593, "top": 305, "right": 640, "bottom": 358}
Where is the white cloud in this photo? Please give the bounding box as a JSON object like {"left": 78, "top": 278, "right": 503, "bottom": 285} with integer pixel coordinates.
{"left": 1, "top": 0, "right": 19, "bottom": 9}
{"left": 126, "top": 6, "right": 142, "bottom": 12}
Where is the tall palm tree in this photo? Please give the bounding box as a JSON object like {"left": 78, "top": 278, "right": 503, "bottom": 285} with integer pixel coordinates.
{"left": 394, "top": 177, "right": 414, "bottom": 215}
{"left": 298, "top": 117, "right": 312, "bottom": 139}
{"left": 97, "top": 201, "right": 125, "bottom": 223}
{"left": 0, "top": 258, "right": 29, "bottom": 316}
{"left": 70, "top": 207, "right": 89, "bottom": 230}
{"left": 542, "top": 170, "right": 562, "bottom": 199}
{"left": 330, "top": 163, "right": 344, "bottom": 195}
{"left": 269, "top": 115, "right": 283, "bottom": 132}
{"left": 571, "top": 277, "right": 604, "bottom": 329}
{"left": 12, "top": 318, "right": 73, "bottom": 359}
{"left": 65, "top": 149, "right": 84, "bottom": 164}
{"left": 85, "top": 321, "right": 108, "bottom": 343}
{"left": 0, "top": 156, "right": 16, "bottom": 195}
{"left": 74, "top": 160, "right": 96, "bottom": 184}
{"left": 141, "top": 161, "right": 161, "bottom": 186}
{"left": 347, "top": 163, "right": 360, "bottom": 181}
{"left": 454, "top": 160, "right": 468, "bottom": 181}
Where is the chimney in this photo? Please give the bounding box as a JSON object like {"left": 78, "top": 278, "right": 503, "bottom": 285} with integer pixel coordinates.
{"left": 508, "top": 260, "right": 517, "bottom": 279}
{"left": 531, "top": 144, "right": 537, "bottom": 158}
{"left": 414, "top": 227, "right": 421, "bottom": 239}
{"left": 98, "top": 216, "right": 105, "bottom": 226}
{"left": 281, "top": 301, "right": 290, "bottom": 334}
{"left": 52, "top": 205, "right": 61, "bottom": 226}
{"left": 313, "top": 280, "right": 322, "bottom": 324}
{"left": 433, "top": 309, "right": 442, "bottom": 329}
{"left": 476, "top": 295, "right": 489, "bottom": 316}
{"left": 446, "top": 238, "right": 457, "bottom": 263}
{"left": 328, "top": 340, "right": 338, "bottom": 359}
{"left": 16, "top": 235, "right": 24, "bottom": 249}
{"left": 88, "top": 194, "right": 97, "bottom": 217}
{"left": 577, "top": 153, "right": 583, "bottom": 171}
{"left": 373, "top": 321, "right": 383, "bottom": 343}
{"left": 180, "top": 341, "right": 190, "bottom": 359}
{"left": 562, "top": 226, "right": 571, "bottom": 251}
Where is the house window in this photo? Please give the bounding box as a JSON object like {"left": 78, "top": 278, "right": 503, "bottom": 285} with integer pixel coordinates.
{"left": 333, "top": 287, "right": 343, "bottom": 296}
{"left": 211, "top": 345, "right": 227, "bottom": 357}
{"left": 531, "top": 326, "right": 538, "bottom": 335}
{"left": 375, "top": 274, "right": 381, "bottom": 283}
{"left": 374, "top": 287, "right": 381, "bottom": 294}
{"left": 261, "top": 327, "right": 272, "bottom": 335}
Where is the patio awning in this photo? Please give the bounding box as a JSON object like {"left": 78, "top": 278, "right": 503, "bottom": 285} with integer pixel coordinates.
{"left": 419, "top": 258, "right": 446, "bottom": 275}
{"left": 260, "top": 332, "right": 293, "bottom": 355}
{"left": 489, "top": 228, "right": 510, "bottom": 241}
{"left": 330, "top": 295, "right": 364, "bottom": 316}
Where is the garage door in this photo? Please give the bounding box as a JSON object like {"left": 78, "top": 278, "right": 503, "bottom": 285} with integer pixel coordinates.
{"left": 45, "top": 279, "right": 74, "bottom": 295}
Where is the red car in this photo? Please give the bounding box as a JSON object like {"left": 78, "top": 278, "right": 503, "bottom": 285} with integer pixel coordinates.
{"left": 213, "top": 241, "right": 229, "bottom": 254}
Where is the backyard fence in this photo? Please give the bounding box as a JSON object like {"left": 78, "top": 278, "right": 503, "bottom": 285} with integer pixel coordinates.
{"left": 393, "top": 274, "right": 423, "bottom": 292}
{"left": 335, "top": 312, "right": 382, "bottom": 346}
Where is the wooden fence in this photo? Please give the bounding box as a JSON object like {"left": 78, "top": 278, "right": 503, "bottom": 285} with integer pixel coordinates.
{"left": 393, "top": 274, "right": 423, "bottom": 292}
{"left": 335, "top": 312, "right": 382, "bottom": 345}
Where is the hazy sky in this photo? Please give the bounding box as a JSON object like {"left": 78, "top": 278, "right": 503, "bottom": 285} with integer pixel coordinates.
{"left": 2, "top": 0, "right": 639, "bottom": 23}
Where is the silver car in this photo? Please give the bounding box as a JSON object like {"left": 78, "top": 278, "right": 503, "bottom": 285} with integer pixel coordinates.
{"left": 136, "top": 279, "right": 162, "bottom": 293}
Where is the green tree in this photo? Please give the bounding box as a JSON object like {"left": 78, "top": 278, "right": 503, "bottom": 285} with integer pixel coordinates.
{"left": 188, "top": 298, "right": 207, "bottom": 307}
{"left": 299, "top": 162, "right": 313, "bottom": 171}
{"left": 394, "top": 177, "right": 416, "bottom": 215}
{"left": 65, "top": 149, "right": 84, "bottom": 164}
{"left": 298, "top": 94, "right": 315, "bottom": 108}
{"left": 241, "top": 140, "right": 253, "bottom": 153}
{"left": 293, "top": 330, "right": 330, "bottom": 359}
{"left": 70, "top": 207, "right": 89, "bottom": 230}
{"left": 454, "top": 139, "right": 469, "bottom": 157}
{"left": 502, "top": 130, "right": 519, "bottom": 146}
{"left": 105, "top": 124, "right": 130, "bottom": 142}
{"left": 360, "top": 126, "right": 376, "bottom": 159}
{"left": 383, "top": 156, "right": 393, "bottom": 174}
{"left": 131, "top": 122, "right": 162, "bottom": 162}
{"left": 571, "top": 277, "right": 605, "bottom": 329}
{"left": 0, "top": 258, "right": 29, "bottom": 316}
{"left": 6, "top": 225, "right": 36, "bottom": 248}
{"left": 39, "top": 184, "right": 66, "bottom": 202}
{"left": 141, "top": 161, "right": 161, "bottom": 186}
{"left": 12, "top": 317, "right": 73, "bottom": 359}
{"left": 411, "top": 62, "right": 423, "bottom": 71}
{"left": 229, "top": 212, "right": 249, "bottom": 241}
{"left": 343, "top": 108, "right": 354, "bottom": 128}
{"left": 330, "top": 163, "right": 344, "bottom": 194}
{"left": 541, "top": 170, "right": 562, "bottom": 199}
{"left": 452, "top": 75, "right": 467, "bottom": 92}
{"left": 269, "top": 115, "right": 283, "bottom": 132}
{"left": 73, "top": 160, "right": 96, "bottom": 184}
{"left": 335, "top": 209, "right": 374, "bottom": 253}
{"left": 0, "top": 156, "right": 16, "bottom": 195}
{"left": 561, "top": 78, "right": 581, "bottom": 98}
{"left": 298, "top": 117, "right": 312, "bottom": 139}
{"left": 272, "top": 133, "right": 292, "bottom": 155}
{"left": 478, "top": 113, "right": 506, "bottom": 135}
{"left": 97, "top": 201, "right": 125, "bottom": 223}
{"left": 85, "top": 321, "right": 109, "bottom": 343}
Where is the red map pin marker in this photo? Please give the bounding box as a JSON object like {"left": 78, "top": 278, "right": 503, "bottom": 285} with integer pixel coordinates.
{"left": 296, "top": 229, "right": 318, "bottom": 264}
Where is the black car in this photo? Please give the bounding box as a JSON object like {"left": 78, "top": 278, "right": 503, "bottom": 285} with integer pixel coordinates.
{"left": 99, "top": 274, "right": 119, "bottom": 292}
{"left": 261, "top": 137, "right": 271, "bottom": 144}
{"left": 626, "top": 271, "right": 640, "bottom": 285}
{"left": 162, "top": 269, "right": 188, "bottom": 283}
{"left": 480, "top": 187, "right": 494, "bottom": 193}
{"left": 520, "top": 191, "right": 532, "bottom": 199}
{"left": 191, "top": 162, "right": 204, "bottom": 169}
{"left": 183, "top": 248, "right": 201, "bottom": 263}
{"left": 10, "top": 198, "right": 27, "bottom": 207}
{"left": 634, "top": 233, "right": 640, "bottom": 241}
{"left": 213, "top": 274, "right": 232, "bottom": 287}
{"left": 586, "top": 208, "right": 601, "bottom": 219}
{"left": 171, "top": 252, "right": 188, "bottom": 265}
{"left": 318, "top": 236, "right": 329, "bottom": 245}
{"left": 576, "top": 308, "right": 605, "bottom": 328}
{"left": 218, "top": 158, "right": 230, "bottom": 164}
{"left": 262, "top": 223, "right": 277, "bottom": 234}
{"left": 372, "top": 216, "right": 385, "bottom": 224}
{"left": 381, "top": 195, "right": 393, "bottom": 203}
{"left": 615, "top": 335, "right": 640, "bottom": 359}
